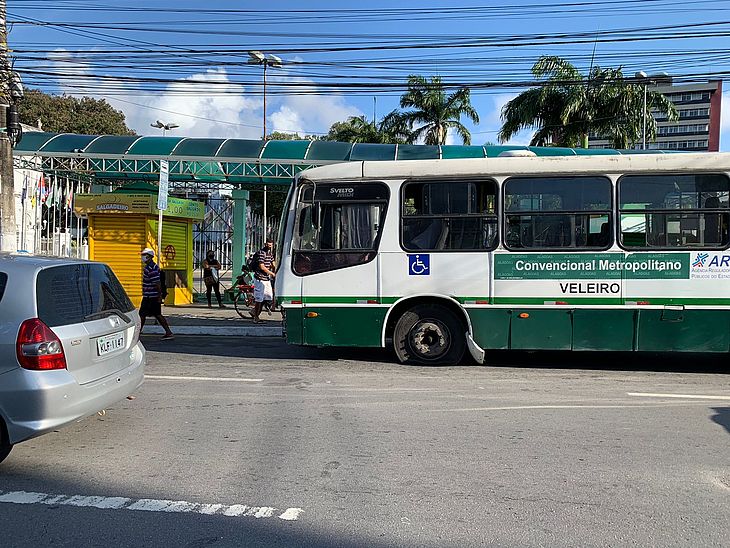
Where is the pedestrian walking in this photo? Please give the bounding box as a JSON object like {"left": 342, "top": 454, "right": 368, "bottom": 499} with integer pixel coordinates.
{"left": 250, "top": 238, "right": 276, "bottom": 323}
{"left": 202, "top": 250, "right": 225, "bottom": 308}
{"left": 139, "top": 248, "right": 174, "bottom": 340}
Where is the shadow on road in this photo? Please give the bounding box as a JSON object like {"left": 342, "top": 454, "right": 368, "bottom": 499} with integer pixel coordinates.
{"left": 710, "top": 407, "right": 730, "bottom": 434}
{"left": 141, "top": 335, "right": 729, "bottom": 374}
{"left": 141, "top": 334, "right": 395, "bottom": 364}
{"left": 484, "top": 349, "right": 729, "bottom": 374}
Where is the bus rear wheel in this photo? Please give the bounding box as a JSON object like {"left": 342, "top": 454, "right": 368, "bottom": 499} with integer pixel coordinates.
{"left": 393, "top": 304, "right": 466, "bottom": 366}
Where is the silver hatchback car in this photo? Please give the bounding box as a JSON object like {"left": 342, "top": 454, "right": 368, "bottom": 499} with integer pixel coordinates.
{"left": 0, "top": 254, "right": 145, "bottom": 463}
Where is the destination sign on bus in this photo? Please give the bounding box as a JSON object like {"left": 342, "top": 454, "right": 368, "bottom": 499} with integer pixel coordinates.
{"left": 495, "top": 253, "right": 690, "bottom": 280}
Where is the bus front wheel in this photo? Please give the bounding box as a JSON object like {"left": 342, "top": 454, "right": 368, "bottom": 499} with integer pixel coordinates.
{"left": 393, "top": 304, "right": 466, "bottom": 366}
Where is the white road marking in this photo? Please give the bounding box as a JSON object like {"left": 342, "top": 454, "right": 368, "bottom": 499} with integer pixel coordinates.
{"left": 432, "top": 403, "right": 712, "bottom": 412}
{"left": 0, "top": 490, "right": 302, "bottom": 521}
{"left": 279, "top": 508, "right": 304, "bottom": 521}
{"left": 0, "top": 491, "right": 47, "bottom": 504}
{"left": 627, "top": 392, "right": 730, "bottom": 401}
{"left": 145, "top": 375, "right": 263, "bottom": 383}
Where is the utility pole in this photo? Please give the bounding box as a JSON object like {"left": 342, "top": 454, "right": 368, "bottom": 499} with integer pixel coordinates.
{"left": 0, "top": 0, "right": 16, "bottom": 252}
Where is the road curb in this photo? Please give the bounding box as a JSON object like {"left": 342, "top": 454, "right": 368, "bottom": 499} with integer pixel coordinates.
{"left": 142, "top": 325, "right": 282, "bottom": 337}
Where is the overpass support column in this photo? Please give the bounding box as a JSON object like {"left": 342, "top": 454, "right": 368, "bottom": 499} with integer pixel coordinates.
{"left": 232, "top": 189, "right": 250, "bottom": 277}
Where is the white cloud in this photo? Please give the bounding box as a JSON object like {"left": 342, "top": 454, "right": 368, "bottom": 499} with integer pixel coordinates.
{"left": 109, "top": 69, "right": 263, "bottom": 139}
{"left": 444, "top": 131, "right": 457, "bottom": 146}
{"left": 487, "top": 92, "right": 519, "bottom": 128}
{"left": 267, "top": 71, "right": 362, "bottom": 137}
{"left": 46, "top": 53, "right": 362, "bottom": 139}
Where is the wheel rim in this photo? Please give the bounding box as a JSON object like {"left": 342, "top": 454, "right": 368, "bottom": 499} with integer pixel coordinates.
{"left": 408, "top": 318, "right": 451, "bottom": 361}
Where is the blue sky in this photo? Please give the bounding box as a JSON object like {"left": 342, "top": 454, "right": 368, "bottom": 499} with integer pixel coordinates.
{"left": 9, "top": 0, "right": 730, "bottom": 149}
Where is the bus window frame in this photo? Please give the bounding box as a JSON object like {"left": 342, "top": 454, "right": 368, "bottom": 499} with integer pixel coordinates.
{"left": 501, "top": 175, "right": 614, "bottom": 252}
{"left": 616, "top": 172, "right": 730, "bottom": 252}
{"left": 399, "top": 177, "right": 500, "bottom": 253}
{"left": 291, "top": 179, "right": 390, "bottom": 277}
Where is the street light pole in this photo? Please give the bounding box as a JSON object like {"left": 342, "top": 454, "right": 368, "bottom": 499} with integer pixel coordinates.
{"left": 248, "top": 51, "right": 282, "bottom": 241}
{"left": 643, "top": 82, "right": 648, "bottom": 150}
{"left": 634, "top": 71, "right": 671, "bottom": 151}
{"left": 263, "top": 61, "right": 267, "bottom": 140}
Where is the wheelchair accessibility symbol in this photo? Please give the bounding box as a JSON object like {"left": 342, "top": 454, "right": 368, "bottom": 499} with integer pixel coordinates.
{"left": 408, "top": 254, "right": 430, "bottom": 276}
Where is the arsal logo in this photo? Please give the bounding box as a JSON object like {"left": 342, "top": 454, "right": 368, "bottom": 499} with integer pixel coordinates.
{"left": 692, "top": 253, "right": 709, "bottom": 268}
{"left": 692, "top": 252, "right": 730, "bottom": 269}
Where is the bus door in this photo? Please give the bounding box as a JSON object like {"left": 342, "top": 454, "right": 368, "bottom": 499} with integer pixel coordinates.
{"left": 293, "top": 181, "right": 389, "bottom": 347}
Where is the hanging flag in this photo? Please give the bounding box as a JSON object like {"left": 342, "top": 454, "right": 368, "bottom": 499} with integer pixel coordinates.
{"left": 21, "top": 174, "right": 28, "bottom": 204}
{"left": 47, "top": 179, "right": 55, "bottom": 206}
{"left": 48, "top": 178, "right": 59, "bottom": 207}
{"left": 66, "top": 180, "right": 73, "bottom": 209}
{"left": 39, "top": 174, "right": 48, "bottom": 204}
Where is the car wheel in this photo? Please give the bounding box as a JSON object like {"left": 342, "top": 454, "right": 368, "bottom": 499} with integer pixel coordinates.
{"left": 0, "top": 423, "right": 12, "bottom": 465}
{"left": 393, "top": 304, "right": 466, "bottom": 366}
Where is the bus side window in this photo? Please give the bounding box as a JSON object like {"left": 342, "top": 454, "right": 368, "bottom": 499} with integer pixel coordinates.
{"left": 401, "top": 179, "right": 498, "bottom": 252}
{"left": 618, "top": 174, "right": 730, "bottom": 250}
{"left": 503, "top": 176, "right": 613, "bottom": 250}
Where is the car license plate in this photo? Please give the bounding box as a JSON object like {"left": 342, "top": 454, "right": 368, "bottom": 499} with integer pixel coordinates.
{"left": 97, "top": 332, "right": 125, "bottom": 356}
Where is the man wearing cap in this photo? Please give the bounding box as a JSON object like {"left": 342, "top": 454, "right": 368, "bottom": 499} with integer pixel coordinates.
{"left": 140, "top": 248, "right": 174, "bottom": 340}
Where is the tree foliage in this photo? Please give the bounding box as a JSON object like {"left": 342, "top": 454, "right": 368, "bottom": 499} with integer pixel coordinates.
{"left": 325, "top": 75, "right": 478, "bottom": 145}
{"left": 325, "top": 113, "right": 410, "bottom": 144}
{"left": 18, "top": 89, "right": 135, "bottom": 135}
{"left": 267, "top": 131, "right": 323, "bottom": 141}
{"left": 398, "top": 75, "right": 479, "bottom": 145}
{"left": 498, "top": 56, "right": 678, "bottom": 148}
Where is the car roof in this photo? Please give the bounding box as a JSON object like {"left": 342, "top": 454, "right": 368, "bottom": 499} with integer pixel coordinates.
{"left": 0, "top": 253, "right": 92, "bottom": 271}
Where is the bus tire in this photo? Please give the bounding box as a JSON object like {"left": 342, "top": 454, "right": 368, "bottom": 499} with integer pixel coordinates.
{"left": 393, "top": 304, "right": 466, "bottom": 366}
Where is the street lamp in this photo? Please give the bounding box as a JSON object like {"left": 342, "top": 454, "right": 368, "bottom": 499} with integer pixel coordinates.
{"left": 150, "top": 120, "right": 179, "bottom": 136}
{"left": 248, "top": 51, "right": 283, "bottom": 140}
{"left": 248, "top": 51, "right": 283, "bottom": 241}
{"left": 634, "top": 71, "right": 672, "bottom": 150}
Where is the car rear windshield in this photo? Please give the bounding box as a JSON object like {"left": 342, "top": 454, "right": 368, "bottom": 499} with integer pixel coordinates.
{"left": 36, "top": 263, "right": 135, "bottom": 327}
{"left": 0, "top": 272, "right": 7, "bottom": 303}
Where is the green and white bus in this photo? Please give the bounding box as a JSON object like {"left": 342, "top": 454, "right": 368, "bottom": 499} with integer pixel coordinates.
{"left": 275, "top": 152, "right": 730, "bottom": 365}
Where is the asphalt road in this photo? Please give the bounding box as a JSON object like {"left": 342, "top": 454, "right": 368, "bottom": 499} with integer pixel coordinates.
{"left": 1, "top": 336, "right": 729, "bottom": 548}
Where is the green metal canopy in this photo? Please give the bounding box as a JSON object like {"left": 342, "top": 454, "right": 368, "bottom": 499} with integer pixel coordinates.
{"left": 12, "top": 132, "right": 678, "bottom": 186}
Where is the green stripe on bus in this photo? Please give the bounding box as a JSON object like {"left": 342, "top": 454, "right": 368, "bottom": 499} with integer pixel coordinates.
{"left": 492, "top": 297, "right": 622, "bottom": 305}
{"left": 280, "top": 296, "right": 730, "bottom": 306}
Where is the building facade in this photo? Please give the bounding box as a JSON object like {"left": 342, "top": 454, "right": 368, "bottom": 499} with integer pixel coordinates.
{"left": 588, "top": 80, "right": 722, "bottom": 152}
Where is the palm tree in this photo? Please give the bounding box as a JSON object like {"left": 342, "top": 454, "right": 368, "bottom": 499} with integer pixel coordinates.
{"left": 398, "top": 75, "right": 479, "bottom": 145}
{"left": 498, "top": 56, "right": 678, "bottom": 148}
{"left": 325, "top": 112, "right": 410, "bottom": 144}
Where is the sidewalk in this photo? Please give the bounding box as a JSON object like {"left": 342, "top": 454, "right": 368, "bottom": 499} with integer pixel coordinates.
{"left": 141, "top": 303, "right": 283, "bottom": 337}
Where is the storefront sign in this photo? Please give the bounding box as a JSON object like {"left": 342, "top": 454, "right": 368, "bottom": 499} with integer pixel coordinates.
{"left": 75, "top": 194, "right": 205, "bottom": 220}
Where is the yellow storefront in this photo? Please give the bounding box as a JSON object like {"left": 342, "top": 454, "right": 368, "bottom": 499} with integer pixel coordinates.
{"left": 74, "top": 193, "right": 205, "bottom": 306}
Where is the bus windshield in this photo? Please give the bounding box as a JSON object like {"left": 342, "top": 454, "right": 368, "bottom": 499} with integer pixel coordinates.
{"left": 292, "top": 180, "right": 389, "bottom": 275}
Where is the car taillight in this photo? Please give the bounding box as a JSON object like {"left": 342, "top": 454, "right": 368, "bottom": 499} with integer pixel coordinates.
{"left": 16, "top": 318, "right": 67, "bottom": 371}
